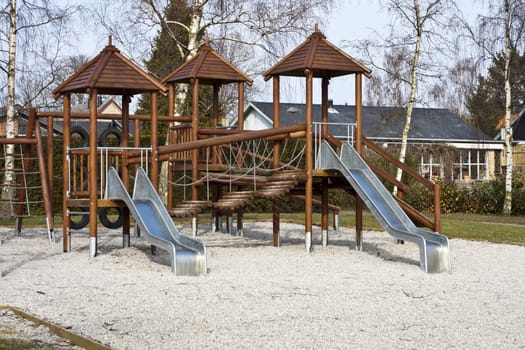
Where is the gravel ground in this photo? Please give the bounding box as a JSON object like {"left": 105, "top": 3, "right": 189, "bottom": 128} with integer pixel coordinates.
{"left": 1, "top": 222, "right": 524, "bottom": 349}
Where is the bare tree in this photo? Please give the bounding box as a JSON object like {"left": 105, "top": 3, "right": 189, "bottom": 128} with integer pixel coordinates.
{"left": 430, "top": 58, "right": 479, "bottom": 119}
{"left": 0, "top": 0, "right": 77, "bottom": 204}
{"left": 365, "top": 46, "right": 411, "bottom": 107}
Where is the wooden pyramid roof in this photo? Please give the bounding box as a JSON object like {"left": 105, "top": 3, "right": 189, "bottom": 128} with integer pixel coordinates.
{"left": 162, "top": 42, "right": 253, "bottom": 85}
{"left": 53, "top": 38, "right": 166, "bottom": 98}
{"left": 263, "top": 28, "right": 371, "bottom": 81}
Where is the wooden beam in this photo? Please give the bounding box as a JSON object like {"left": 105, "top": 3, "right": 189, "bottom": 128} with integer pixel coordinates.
{"left": 62, "top": 94, "right": 71, "bottom": 252}
{"left": 305, "top": 69, "right": 313, "bottom": 251}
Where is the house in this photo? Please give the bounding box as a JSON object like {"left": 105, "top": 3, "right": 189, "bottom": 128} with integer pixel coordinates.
{"left": 240, "top": 101, "right": 504, "bottom": 182}
{"left": 0, "top": 105, "right": 61, "bottom": 137}
{"left": 1, "top": 98, "right": 129, "bottom": 140}
{"left": 62, "top": 97, "right": 133, "bottom": 138}
{"left": 494, "top": 109, "right": 525, "bottom": 173}
{"left": 41, "top": 97, "right": 137, "bottom": 148}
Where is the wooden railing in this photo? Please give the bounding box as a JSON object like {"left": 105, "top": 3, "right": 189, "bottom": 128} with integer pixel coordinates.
{"left": 168, "top": 124, "right": 193, "bottom": 161}
{"left": 361, "top": 136, "right": 441, "bottom": 232}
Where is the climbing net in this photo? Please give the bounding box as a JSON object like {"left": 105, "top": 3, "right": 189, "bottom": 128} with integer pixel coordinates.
{"left": 169, "top": 136, "right": 306, "bottom": 200}
{"left": 0, "top": 144, "right": 50, "bottom": 234}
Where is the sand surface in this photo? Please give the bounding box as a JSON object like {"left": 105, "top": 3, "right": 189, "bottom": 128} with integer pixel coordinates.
{"left": 1, "top": 222, "right": 524, "bottom": 349}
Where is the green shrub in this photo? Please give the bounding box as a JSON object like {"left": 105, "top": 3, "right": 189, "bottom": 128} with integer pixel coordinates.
{"left": 405, "top": 174, "right": 525, "bottom": 215}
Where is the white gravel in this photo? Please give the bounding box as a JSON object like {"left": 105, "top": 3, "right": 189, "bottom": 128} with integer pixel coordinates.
{"left": 1, "top": 222, "right": 524, "bottom": 349}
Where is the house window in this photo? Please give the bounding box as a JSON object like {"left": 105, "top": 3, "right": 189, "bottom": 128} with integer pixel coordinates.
{"left": 419, "top": 152, "right": 443, "bottom": 179}
{"left": 452, "top": 149, "right": 489, "bottom": 182}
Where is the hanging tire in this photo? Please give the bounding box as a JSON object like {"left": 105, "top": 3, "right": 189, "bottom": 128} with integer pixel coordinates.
{"left": 69, "top": 207, "right": 89, "bottom": 230}
{"left": 98, "top": 127, "right": 122, "bottom": 147}
{"left": 98, "top": 207, "right": 124, "bottom": 229}
{"left": 70, "top": 125, "right": 89, "bottom": 148}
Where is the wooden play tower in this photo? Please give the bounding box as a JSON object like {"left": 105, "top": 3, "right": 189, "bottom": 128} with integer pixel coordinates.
{"left": 263, "top": 25, "right": 372, "bottom": 251}
{"left": 52, "top": 37, "right": 167, "bottom": 257}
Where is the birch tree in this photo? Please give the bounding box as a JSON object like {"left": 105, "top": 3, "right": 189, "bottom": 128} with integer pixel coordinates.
{"left": 465, "top": 0, "right": 525, "bottom": 214}
{"left": 355, "top": 0, "right": 453, "bottom": 194}
{"left": 0, "top": 0, "right": 75, "bottom": 205}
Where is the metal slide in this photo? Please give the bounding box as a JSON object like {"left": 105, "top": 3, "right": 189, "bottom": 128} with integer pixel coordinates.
{"left": 317, "top": 141, "right": 450, "bottom": 273}
{"left": 105, "top": 167, "right": 206, "bottom": 276}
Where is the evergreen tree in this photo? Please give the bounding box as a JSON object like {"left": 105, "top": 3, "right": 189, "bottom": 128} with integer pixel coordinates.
{"left": 136, "top": 0, "right": 216, "bottom": 136}
{"left": 467, "top": 51, "right": 525, "bottom": 137}
{"left": 136, "top": 0, "right": 193, "bottom": 118}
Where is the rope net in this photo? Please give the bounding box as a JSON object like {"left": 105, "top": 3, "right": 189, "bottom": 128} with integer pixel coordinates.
{"left": 0, "top": 144, "right": 47, "bottom": 220}
{"left": 169, "top": 136, "right": 306, "bottom": 200}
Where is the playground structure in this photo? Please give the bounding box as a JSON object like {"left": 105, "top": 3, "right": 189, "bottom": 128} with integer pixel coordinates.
{"left": 6, "top": 28, "right": 449, "bottom": 274}
{"left": 0, "top": 108, "right": 54, "bottom": 243}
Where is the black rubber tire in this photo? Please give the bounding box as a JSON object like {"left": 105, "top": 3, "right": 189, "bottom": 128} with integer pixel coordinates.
{"left": 69, "top": 207, "right": 89, "bottom": 230}
{"left": 98, "top": 127, "right": 122, "bottom": 147}
{"left": 98, "top": 207, "right": 124, "bottom": 229}
{"left": 70, "top": 125, "right": 89, "bottom": 147}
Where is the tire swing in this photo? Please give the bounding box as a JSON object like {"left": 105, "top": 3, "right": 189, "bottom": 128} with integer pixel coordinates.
{"left": 69, "top": 207, "right": 89, "bottom": 230}
{"left": 70, "top": 125, "right": 89, "bottom": 148}
{"left": 98, "top": 207, "right": 124, "bottom": 229}
{"left": 98, "top": 127, "right": 122, "bottom": 147}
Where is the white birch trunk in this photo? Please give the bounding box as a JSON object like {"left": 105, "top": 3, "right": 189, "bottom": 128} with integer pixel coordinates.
{"left": 502, "top": 0, "right": 513, "bottom": 215}
{"left": 394, "top": 0, "right": 421, "bottom": 196}
{"left": 1, "top": 0, "right": 18, "bottom": 206}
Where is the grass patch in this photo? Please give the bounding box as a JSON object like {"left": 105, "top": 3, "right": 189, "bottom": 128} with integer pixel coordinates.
{"left": 244, "top": 211, "right": 525, "bottom": 246}
{"left": 1, "top": 211, "right": 524, "bottom": 246}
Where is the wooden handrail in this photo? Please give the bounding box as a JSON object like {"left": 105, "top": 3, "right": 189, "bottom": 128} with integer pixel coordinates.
{"left": 395, "top": 197, "right": 435, "bottom": 230}
{"left": 364, "top": 159, "right": 410, "bottom": 194}
{"left": 361, "top": 135, "right": 440, "bottom": 232}
{"left": 362, "top": 136, "right": 434, "bottom": 191}
{"left": 198, "top": 128, "right": 242, "bottom": 136}
{"left": 158, "top": 124, "right": 306, "bottom": 156}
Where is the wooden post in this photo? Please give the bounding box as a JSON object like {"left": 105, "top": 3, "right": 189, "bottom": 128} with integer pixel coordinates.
{"left": 167, "top": 84, "right": 175, "bottom": 209}
{"left": 212, "top": 83, "right": 219, "bottom": 164}
{"left": 121, "top": 95, "right": 131, "bottom": 248}
{"left": 46, "top": 115, "right": 54, "bottom": 216}
{"left": 272, "top": 76, "right": 281, "bottom": 247}
{"left": 434, "top": 183, "right": 441, "bottom": 232}
{"left": 321, "top": 77, "right": 329, "bottom": 138}
{"left": 236, "top": 81, "right": 245, "bottom": 235}
{"left": 355, "top": 73, "right": 363, "bottom": 154}
{"left": 88, "top": 90, "right": 98, "bottom": 258}
{"left": 191, "top": 79, "right": 199, "bottom": 200}
{"left": 33, "top": 111, "right": 54, "bottom": 241}
{"left": 168, "top": 84, "right": 175, "bottom": 119}
{"left": 305, "top": 69, "right": 314, "bottom": 253}
{"left": 150, "top": 91, "right": 159, "bottom": 189}
{"left": 167, "top": 122, "right": 175, "bottom": 211}
{"left": 355, "top": 73, "right": 363, "bottom": 250}
{"left": 238, "top": 81, "right": 245, "bottom": 131}
{"left": 62, "top": 94, "right": 71, "bottom": 252}
{"left": 321, "top": 77, "right": 329, "bottom": 246}
{"left": 191, "top": 79, "right": 200, "bottom": 236}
